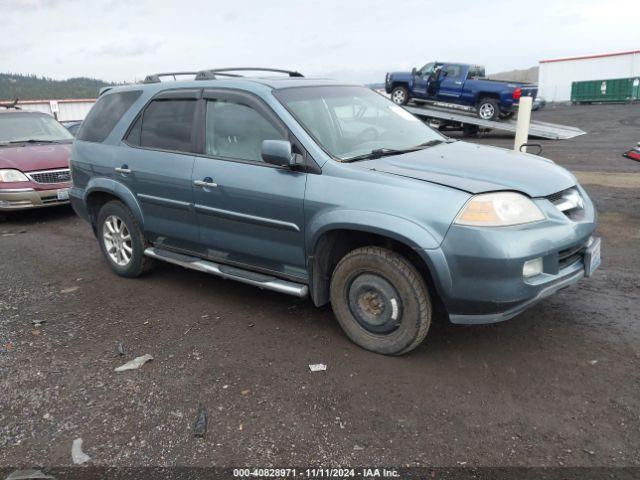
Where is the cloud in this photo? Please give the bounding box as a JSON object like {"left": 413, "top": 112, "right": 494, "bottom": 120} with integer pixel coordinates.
{"left": 81, "top": 38, "right": 165, "bottom": 58}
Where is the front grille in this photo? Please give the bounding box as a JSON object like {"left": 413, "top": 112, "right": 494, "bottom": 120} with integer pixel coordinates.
{"left": 546, "top": 187, "right": 585, "bottom": 220}
{"left": 558, "top": 243, "right": 586, "bottom": 269}
{"left": 28, "top": 169, "right": 71, "bottom": 184}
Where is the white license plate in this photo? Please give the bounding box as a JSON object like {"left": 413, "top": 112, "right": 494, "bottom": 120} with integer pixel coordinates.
{"left": 57, "top": 189, "right": 70, "bottom": 201}
{"left": 585, "top": 237, "right": 601, "bottom": 277}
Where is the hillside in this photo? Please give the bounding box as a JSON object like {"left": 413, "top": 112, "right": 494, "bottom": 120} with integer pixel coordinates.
{"left": 488, "top": 66, "right": 539, "bottom": 83}
{"left": 0, "top": 73, "right": 113, "bottom": 101}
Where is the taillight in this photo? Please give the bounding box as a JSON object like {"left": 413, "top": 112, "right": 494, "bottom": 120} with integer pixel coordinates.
{"left": 512, "top": 87, "right": 522, "bottom": 100}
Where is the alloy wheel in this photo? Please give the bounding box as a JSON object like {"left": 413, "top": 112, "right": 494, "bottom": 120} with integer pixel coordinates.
{"left": 102, "top": 215, "right": 133, "bottom": 266}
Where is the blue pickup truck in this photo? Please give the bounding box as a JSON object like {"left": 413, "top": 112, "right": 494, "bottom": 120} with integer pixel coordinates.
{"left": 385, "top": 62, "right": 537, "bottom": 121}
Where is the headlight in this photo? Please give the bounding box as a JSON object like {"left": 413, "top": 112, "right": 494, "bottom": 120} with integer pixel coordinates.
{"left": 0, "top": 169, "right": 30, "bottom": 182}
{"left": 454, "top": 192, "right": 545, "bottom": 227}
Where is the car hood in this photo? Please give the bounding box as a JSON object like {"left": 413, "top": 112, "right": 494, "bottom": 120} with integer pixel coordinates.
{"left": 358, "top": 141, "right": 576, "bottom": 197}
{"left": 0, "top": 143, "right": 71, "bottom": 172}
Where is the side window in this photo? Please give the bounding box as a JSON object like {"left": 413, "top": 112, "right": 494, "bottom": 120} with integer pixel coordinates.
{"left": 443, "top": 65, "right": 462, "bottom": 79}
{"left": 205, "top": 99, "right": 286, "bottom": 162}
{"left": 125, "top": 116, "right": 142, "bottom": 146}
{"left": 137, "top": 99, "right": 197, "bottom": 153}
{"left": 77, "top": 90, "right": 142, "bottom": 143}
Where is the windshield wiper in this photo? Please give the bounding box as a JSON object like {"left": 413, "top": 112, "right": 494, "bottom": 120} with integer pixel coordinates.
{"left": 343, "top": 139, "right": 444, "bottom": 162}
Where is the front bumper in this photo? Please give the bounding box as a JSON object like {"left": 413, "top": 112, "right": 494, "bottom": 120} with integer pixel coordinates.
{"left": 422, "top": 187, "right": 598, "bottom": 324}
{"left": 0, "top": 186, "right": 71, "bottom": 210}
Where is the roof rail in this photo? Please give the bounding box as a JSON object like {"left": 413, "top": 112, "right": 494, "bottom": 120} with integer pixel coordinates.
{"left": 143, "top": 72, "right": 201, "bottom": 84}
{"left": 194, "top": 67, "right": 304, "bottom": 80}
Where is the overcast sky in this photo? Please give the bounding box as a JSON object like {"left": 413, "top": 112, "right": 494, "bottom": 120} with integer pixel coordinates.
{"left": 0, "top": 0, "right": 638, "bottom": 83}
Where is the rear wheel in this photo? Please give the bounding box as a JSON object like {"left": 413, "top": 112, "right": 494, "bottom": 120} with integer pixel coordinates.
{"left": 477, "top": 97, "right": 500, "bottom": 120}
{"left": 499, "top": 111, "right": 514, "bottom": 120}
{"left": 391, "top": 86, "right": 409, "bottom": 105}
{"left": 329, "top": 247, "right": 432, "bottom": 355}
{"left": 97, "top": 200, "right": 152, "bottom": 278}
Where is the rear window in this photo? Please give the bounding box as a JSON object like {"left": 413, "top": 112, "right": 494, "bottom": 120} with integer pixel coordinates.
{"left": 126, "top": 99, "right": 196, "bottom": 153}
{"left": 77, "top": 90, "right": 142, "bottom": 143}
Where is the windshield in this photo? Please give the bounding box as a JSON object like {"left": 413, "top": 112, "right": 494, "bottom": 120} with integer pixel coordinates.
{"left": 274, "top": 86, "right": 444, "bottom": 161}
{"left": 0, "top": 114, "right": 74, "bottom": 144}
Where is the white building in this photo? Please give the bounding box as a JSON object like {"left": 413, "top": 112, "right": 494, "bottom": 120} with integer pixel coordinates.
{"left": 0, "top": 98, "right": 96, "bottom": 121}
{"left": 538, "top": 50, "right": 640, "bottom": 102}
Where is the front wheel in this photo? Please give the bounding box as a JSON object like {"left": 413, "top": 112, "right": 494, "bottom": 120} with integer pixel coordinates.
{"left": 391, "top": 86, "right": 409, "bottom": 105}
{"left": 97, "top": 200, "right": 153, "bottom": 278}
{"left": 477, "top": 97, "right": 500, "bottom": 121}
{"left": 330, "top": 247, "right": 432, "bottom": 355}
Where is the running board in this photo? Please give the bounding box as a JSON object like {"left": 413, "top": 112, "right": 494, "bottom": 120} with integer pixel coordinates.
{"left": 144, "top": 247, "right": 309, "bottom": 298}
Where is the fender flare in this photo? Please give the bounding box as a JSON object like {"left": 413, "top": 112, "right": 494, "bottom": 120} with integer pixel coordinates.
{"left": 84, "top": 177, "right": 145, "bottom": 229}
{"left": 308, "top": 209, "right": 440, "bottom": 252}
{"left": 306, "top": 210, "right": 443, "bottom": 306}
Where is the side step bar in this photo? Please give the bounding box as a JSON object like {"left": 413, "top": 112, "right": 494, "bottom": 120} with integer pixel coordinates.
{"left": 144, "top": 247, "right": 309, "bottom": 298}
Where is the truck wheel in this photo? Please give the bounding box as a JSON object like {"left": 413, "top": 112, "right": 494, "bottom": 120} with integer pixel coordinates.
{"left": 97, "top": 200, "right": 153, "bottom": 278}
{"left": 329, "top": 247, "right": 432, "bottom": 355}
{"left": 477, "top": 97, "right": 500, "bottom": 120}
{"left": 499, "top": 111, "right": 514, "bottom": 120}
{"left": 391, "top": 86, "right": 409, "bottom": 105}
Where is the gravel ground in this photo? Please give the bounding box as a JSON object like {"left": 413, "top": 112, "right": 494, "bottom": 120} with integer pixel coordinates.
{"left": 1, "top": 103, "right": 639, "bottom": 469}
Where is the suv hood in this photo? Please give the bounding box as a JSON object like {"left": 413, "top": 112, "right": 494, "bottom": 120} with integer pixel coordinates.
{"left": 0, "top": 143, "right": 71, "bottom": 172}
{"left": 359, "top": 141, "right": 575, "bottom": 197}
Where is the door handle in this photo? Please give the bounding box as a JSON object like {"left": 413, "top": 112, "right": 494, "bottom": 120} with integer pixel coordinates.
{"left": 455, "top": 81, "right": 462, "bottom": 85}
{"left": 114, "top": 165, "right": 131, "bottom": 174}
{"left": 194, "top": 178, "right": 218, "bottom": 188}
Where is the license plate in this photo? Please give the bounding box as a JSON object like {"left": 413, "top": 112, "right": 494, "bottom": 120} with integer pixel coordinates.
{"left": 57, "top": 189, "right": 70, "bottom": 201}
{"left": 584, "top": 237, "right": 601, "bottom": 277}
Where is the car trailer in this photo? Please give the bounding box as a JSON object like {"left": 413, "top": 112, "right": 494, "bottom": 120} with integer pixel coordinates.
{"left": 404, "top": 103, "right": 586, "bottom": 140}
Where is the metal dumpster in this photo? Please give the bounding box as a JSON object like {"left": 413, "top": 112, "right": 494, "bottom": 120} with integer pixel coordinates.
{"left": 571, "top": 77, "right": 640, "bottom": 103}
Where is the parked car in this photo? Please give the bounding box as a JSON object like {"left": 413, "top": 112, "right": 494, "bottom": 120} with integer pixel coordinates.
{"left": 70, "top": 68, "right": 600, "bottom": 355}
{"left": 385, "top": 62, "right": 537, "bottom": 120}
{"left": 62, "top": 120, "right": 83, "bottom": 136}
{"left": 0, "top": 109, "right": 73, "bottom": 210}
{"left": 533, "top": 96, "right": 547, "bottom": 111}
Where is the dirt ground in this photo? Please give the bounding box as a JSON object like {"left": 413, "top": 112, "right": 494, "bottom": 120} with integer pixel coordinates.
{"left": 1, "top": 103, "right": 639, "bottom": 469}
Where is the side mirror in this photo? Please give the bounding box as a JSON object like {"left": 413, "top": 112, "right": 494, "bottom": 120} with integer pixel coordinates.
{"left": 261, "top": 140, "right": 295, "bottom": 167}
{"left": 411, "top": 67, "right": 417, "bottom": 76}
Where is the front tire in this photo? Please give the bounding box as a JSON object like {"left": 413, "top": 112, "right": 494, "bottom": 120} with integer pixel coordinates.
{"left": 477, "top": 97, "right": 500, "bottom": 121}
{"left": 391, "top": 86, "right": 409, "bottom": 105}
{"left": 97, "top": 200, "right": 152, "bottom": 278}
{"left": 329, "top": 247, "right": 432, "bottom": 355}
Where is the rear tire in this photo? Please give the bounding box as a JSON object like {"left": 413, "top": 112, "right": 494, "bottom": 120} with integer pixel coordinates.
{"left": 499, "top": 111, "right": 514, "bottom": 120}
{"left": 477, "top": 97, "right": 500, "bottom": 120}
{"left": 329, "top": 247, "right": 432, "bottom": 355}
{"left": 97, "top": 200, "right": 153, "bottom": 278}
{"left": 391, "top": 86, "right": 409, "bottom": 105}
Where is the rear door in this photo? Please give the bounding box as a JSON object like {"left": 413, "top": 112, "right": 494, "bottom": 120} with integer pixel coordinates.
{"left": 121, "top": 89, "right": 200, "bottom": 252}
{"left": 436, "top": 64, "right": 465, "bottom": 101}
{"left": 191, "top": 89, "right": 308, "bottom": 280}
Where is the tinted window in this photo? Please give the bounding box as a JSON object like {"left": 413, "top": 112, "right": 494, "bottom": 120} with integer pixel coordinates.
{"left": 205, "top": 100, "right": 285, "bottom": 162}
{"left": 77, "top": 90, "right": 142, "bottom": 143}
{"left": 125, "top": 116, "right": 142, "bottom": 146}
{"left": 138, "top": 99, "right": 196, "bottom": 153}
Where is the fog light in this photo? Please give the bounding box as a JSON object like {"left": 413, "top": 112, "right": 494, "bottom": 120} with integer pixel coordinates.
{"left": 523, "top": 257, "right": 543, "bottom": 278}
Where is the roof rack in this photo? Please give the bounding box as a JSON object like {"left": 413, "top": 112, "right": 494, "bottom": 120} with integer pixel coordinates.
{"left": 142, "top": 72, "right": 201, "bottom": 84}
{"left": 142, "top": 68, "right": 305, "bottom": 84}
{"left": 195, "top": 68, "right": 304, "bottom": 80}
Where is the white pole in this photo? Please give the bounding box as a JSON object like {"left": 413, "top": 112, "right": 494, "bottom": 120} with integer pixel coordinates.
{"left": 514, "top": 96, "right": 533, "bottom": 153}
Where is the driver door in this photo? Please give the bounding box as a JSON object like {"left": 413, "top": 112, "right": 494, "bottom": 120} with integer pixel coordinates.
{"left": 411, "top": 62, "right": 434, "bottom": 99}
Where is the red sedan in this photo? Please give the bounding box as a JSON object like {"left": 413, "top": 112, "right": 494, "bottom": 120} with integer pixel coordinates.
{"left": 0, "top": 109, "right": 73, "bottom": 210}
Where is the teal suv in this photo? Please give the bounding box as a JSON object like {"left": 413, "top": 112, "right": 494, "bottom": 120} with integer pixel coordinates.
{"left": 70, "top": 68, "right": 600, "bottom": 355}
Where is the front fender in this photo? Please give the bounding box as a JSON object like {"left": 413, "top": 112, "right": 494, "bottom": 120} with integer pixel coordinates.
{"left": 307, "top": 209, "right": 440, "bottom": 252}
{"left": 84, "top": 177, "right": 145, "bottom": 229}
